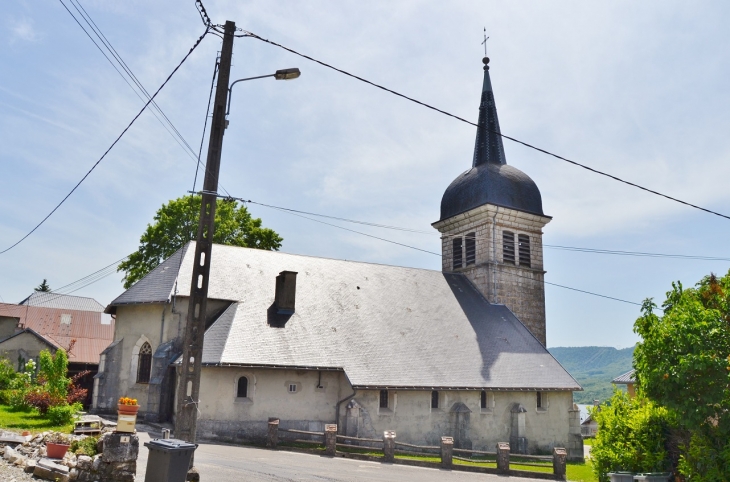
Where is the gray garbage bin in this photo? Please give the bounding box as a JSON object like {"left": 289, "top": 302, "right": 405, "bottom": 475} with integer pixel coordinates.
{"left": 608, "top": 472, "right": 635, "bottom": 482}
{"left": 144, "top": 438, "right": 197, "bottom": 482}
{"left": 634, "top": 473, "right": 671, "bottom": 482}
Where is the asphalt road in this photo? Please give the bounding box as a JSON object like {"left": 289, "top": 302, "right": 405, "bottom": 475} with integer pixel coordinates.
{"left": 135, "top": 427, "right": 538, "bottom": 482}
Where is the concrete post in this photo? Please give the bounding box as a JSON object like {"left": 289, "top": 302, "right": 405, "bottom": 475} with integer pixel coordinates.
{"left": 267, "top": 418, "right": 279, "bottom": 448}
{"left": 567, "top": 404, "right": 585, "bottom": 461}
{"left": 325, "top": 424, "right": 337, "bottom": 456}
{"left": 496, "top": 442, "right": 510, "bottom": 473}
{"left": 440, "top": 436, "right": 454, "bottom": 469}
{"left": 553, "top": 447, "right": 567, "bottom": 480}
{"left": 383, "top": 430, "right": 396, "bottom": 463}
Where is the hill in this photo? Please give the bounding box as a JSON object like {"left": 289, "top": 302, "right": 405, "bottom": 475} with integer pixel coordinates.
{"left": 548, "top": 346, "right": 635, "bottom": 404}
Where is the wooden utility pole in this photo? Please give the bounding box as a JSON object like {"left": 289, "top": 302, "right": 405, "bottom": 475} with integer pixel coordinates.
{"left": 174, "top": 20, "right": 236, "bottom": 445}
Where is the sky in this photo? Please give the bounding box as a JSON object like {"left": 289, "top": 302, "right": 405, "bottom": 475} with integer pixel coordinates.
{"left": 1, "top": 1, "right": 729, "bottom": 349}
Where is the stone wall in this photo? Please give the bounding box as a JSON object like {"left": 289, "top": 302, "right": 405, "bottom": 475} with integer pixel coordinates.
{"left": 432, "top": 203, "right": 551, "bottom": 345}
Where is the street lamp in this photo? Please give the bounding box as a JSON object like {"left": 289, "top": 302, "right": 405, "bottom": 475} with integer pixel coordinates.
{"left": 226, "top": 68, "right": 301, "bottom": 115}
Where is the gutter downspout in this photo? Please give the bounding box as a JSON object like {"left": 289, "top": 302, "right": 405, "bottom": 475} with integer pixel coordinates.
{"left": 491, "top": 206, "right": 499, "bottom": 301}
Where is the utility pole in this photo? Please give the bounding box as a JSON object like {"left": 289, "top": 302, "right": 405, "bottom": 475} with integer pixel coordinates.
{"left": 175, "top": 20, "right": 236, "bottom": 445}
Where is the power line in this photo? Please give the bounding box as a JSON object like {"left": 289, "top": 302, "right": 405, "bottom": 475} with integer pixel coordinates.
{"left": 0, "top": 27, "right": 210, "bottom": 255}
{"left": 241, "top": 30, "right": 730, "bottom": 222}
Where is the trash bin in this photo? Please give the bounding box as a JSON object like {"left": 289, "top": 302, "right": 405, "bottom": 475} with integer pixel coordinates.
{"left": 144, "top": 438, "right": 197, "bottom": 482}
{"left": 634, "top": 473, "right": 671, "bottom": 482}
{"left": 608, "top": 472, "right": 635, "bottom": 482}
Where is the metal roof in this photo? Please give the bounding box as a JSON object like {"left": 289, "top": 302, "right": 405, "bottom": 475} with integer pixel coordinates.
{"left": 19, "top": 292, "right": 105, "bottom": 312}
{"left": 439, "top": 58, "right": 544, "bottom": 220}
{"left": 612, "top": 369, "right": 636, "bottom": 384}
{"left": 127, "top": 243, "right": 580, "bottom": 390}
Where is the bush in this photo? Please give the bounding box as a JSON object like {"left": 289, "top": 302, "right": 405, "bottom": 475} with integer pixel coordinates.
{"left": 591, "top": 390, "right": 676, "bottom": 481}
{"left": 677, "top": 430, "right": 730, "bottom": 481}
{"left": 46, "top": 402, "right": 82, "bottom": 426}
{"left": 70, "top": 436, "right": 98, "bottom": 456}
{"left": 0, "top": 358, "right": 17, "bottom": 390}
{"left": 0, "top": 389, "right": 12, "bottom": 405}
{"left": 24, "top": 389, "right": 64, "bottom": 415}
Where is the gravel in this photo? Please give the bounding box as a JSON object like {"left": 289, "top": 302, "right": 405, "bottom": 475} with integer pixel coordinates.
{"left": 0, "top": 457, "right": 35, "bottom": 481}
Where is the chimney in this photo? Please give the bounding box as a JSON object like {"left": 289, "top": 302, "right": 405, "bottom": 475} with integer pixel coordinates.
{"left": 275, "top": 271, "right": 298, "bottom": 315}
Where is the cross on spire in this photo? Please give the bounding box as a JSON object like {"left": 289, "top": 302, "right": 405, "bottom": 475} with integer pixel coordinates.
{"left": 481, "top": 28, "right": 489, "bottom": 57}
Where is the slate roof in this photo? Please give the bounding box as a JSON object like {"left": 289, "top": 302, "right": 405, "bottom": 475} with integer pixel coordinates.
{"left": 612, "top": 369, "right": 636, "bottom": 384}
{"left": 20, "top": 292, "right": 104, "bottom": 312}
{"left": 115, "top": 243, "right": 580, "bottom": 391}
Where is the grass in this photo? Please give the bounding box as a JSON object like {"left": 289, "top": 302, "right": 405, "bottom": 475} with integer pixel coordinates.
{"left": 583, "top": 438, "right": 595, "bottom": 446}
{"left": 0, "top": 404, "right": 73, "bottom": 434}
{"left": 568, "top": 460, "right": 596, "bottom": 482}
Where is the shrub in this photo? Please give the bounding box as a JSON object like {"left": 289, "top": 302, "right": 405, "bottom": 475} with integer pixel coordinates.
{"left": 67, "top": 371, "right": 91, "bottom": 405}
{"left": 677, "top": 430, "right": 730, "bottom": 481}
{"left": 591, "top": 389, "right": 676, "bottom": 481}
{"left": 0, "top": 358, "right": 17, "bottom": 389}
{"left": 25, "top": 389, "right": 64, "bottom": 415}
{"left": 38, "top": 349, "right": 69, "bottom": 400}
{"left": 46, "top": 402, "right": 82, "bottom": 426}
{"left": 70, "top": 436, "right": 98, "bottom": 456}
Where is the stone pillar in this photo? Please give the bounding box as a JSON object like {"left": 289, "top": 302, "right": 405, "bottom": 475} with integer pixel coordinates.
{"left": 72, "top": 432, "right": 139, "bottom": 482}
{"left": 510, "top": 403, "right": 527, "bottom": 454}
{"left": 267, "top": 418, "right": 279, "bottom": 448}
{"left": 553, "top": 447, "right": 567, "bottom": 480}
{"left": 567, "top": 404, "right": 585, "bottom": 461}
{"left": 440, "top": 436, "right": 454, "bottom": 469}
{"left": 382, "top": 430, "right": 396, "bottom": 463}
{"left": 325, "top": 424, "right": 337, "bottom": 456}
{"left": 496, "top": 442, "right": 510, "bottom": 473}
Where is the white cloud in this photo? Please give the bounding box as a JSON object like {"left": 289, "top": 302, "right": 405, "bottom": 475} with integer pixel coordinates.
{"left": 9, "top": 17, "right": 40, "bottom": 44}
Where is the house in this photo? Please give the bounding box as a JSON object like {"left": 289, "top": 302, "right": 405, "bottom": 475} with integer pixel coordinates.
{"left": 93, "top": 55, "right": 584, "bottom": 458}
{"left": 0, "top": 292, "right": 115, "bottom": 404}
{"left": 612, "top": 369, "right": 636, "bottom": 397}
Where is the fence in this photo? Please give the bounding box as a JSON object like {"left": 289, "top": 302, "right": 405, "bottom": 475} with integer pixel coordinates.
{"left": 266, "top": 418, "right": 568, "bottom": 480}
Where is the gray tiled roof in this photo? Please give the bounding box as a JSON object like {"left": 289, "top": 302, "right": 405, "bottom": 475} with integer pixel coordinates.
{"left": 612, "top": 369, "right": 635, "bottom": 384}
{"left": 20, "top": 292, "right": 104, "bottom": 312}
{"left": 106, "top": 244, "right": 190, "bottom": 312}
{"left": 135, "top": 243, "right": 580, "bottom": 390}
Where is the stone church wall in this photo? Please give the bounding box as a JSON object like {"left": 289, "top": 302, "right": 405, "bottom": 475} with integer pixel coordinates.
{"left": 433, "top": 204, "right": 550, "bottom": 344}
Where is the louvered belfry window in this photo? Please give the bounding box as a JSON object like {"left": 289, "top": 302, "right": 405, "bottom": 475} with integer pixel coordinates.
{"left": 465, "top": 233, "right": 476, "bottom": 266}
{"left": 518, "top": 234, "right": 531, "bottom": 268}
{"left": 502, "top": 231, "right": 516, "bottom": 264}
{"left": 452, "top": 238, "right": 463, "bottom": 269}
{"left": 137, "top": 342, "right": 152, "bottom": 384}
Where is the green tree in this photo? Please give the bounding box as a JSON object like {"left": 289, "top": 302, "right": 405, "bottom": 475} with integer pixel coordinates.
{"left": 38, "top": 349, "right": 69, "bottom": 400}
{"left": 118, "top": 195, "right": 283, "bottom": 289}
{"left": 34, "top": 279, "right": 51, "bottom": 292}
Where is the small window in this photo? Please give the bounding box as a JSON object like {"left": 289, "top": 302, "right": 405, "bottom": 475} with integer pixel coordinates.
{"left": 518, "top": 234, "right": 531, "bottom": 268}
{"left": 452, "top": 238, "right": 463, "bottom": 269}
{"left": 379, "top": 389, "right": 389, "bottom": 408}
{"left": 465, "top": 233, "right": 476, "bottom": 266}
{"left": 502, "top": 231, "right": 515, "bottom": 264}
{"left": 137, "top": 342, "right": 152, "bottom": 384}
{"left": 537, "top": 391, "right": 546, "bottom": 409}
{"left": 288, "top": 383, "right": 298, "bottom": 393}
{"left": 480, "top": 390, "right": 487, "bottom": 409}
{"left": 431, "top": 390, "right": 439, "bottom": 409}
{"left": 237, "top": 377, "right": 248, "bottom": 398}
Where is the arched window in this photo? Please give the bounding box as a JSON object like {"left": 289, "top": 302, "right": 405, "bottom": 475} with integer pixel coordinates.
{"left": 136, "top": 342, "right": 152, "bottom": 384}
{"left": 237, "top": 377, "right": 248, "bottom": 398}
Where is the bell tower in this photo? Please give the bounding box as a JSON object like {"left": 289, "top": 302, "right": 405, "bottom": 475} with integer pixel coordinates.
{"left": 432, "top": 57, "right": 551, "bottom": 345}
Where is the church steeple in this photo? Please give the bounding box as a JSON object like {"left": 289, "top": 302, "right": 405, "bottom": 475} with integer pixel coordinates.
{"left": 472, "top": 57, "right": 506, "bottom": 167}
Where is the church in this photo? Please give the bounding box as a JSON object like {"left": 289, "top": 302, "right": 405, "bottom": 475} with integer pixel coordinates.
{"left": 92, "top": 56, "right": 583, "bottom": 459}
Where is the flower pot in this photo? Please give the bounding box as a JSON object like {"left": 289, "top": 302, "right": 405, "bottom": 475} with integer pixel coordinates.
{"left": 118, "top": 404, "right": 140, "bottom": 415}
{"left": 21, "top": 431, "right": 31, "bottom": 436}
{"left": 46, "top": 442, "right": 70, "bottom": 459}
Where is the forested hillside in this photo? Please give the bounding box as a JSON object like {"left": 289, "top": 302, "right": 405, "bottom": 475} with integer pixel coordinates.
{"left": 548, "top": 346, "right": 635, "bottom": 404}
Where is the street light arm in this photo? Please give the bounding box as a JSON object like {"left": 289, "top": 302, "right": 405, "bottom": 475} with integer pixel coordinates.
{"left": 226, "top": 74, "right": 276, "bottom": 115}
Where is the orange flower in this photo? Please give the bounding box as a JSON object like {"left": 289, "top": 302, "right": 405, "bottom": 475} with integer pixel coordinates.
{"left": 118, "top": 396, "right": 139, "bottom": 406}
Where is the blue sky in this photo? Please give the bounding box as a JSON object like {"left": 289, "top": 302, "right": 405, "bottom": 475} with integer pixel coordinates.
{"left": 1, "top": 1, "right": 729, "bottom": 348}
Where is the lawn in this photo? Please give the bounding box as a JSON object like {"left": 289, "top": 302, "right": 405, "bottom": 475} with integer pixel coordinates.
{"left": 0, "top": 404, "right": 73, "bottom": 434}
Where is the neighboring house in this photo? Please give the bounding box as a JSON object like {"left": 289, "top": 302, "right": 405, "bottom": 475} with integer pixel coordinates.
{"left": 0, "top": 292, "right": 115, "bottom": 405}
{"left": 581, "top": 414, "right": 598, "bottom": 437}
{"left": 94, "top": 56, "right": 584, "bottom": 459}
{"left": 612, "top": 369, "right": 636, "bottom": 397}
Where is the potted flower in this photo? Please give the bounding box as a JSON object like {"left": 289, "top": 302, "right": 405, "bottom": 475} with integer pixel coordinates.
{"left": 46, "top": 432, "right": 71, "bottom": 459}
{"left": 118, "top": 397, "right": 139, "bottom": 415}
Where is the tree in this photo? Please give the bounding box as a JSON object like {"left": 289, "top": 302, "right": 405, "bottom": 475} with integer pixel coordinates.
{"left": 118, "top": 195, "right": 283, "bottom": 289}
{"left": 34, "top": 279, "right": 51, "bottom": 292}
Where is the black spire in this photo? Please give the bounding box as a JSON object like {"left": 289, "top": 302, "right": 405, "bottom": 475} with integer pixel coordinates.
{"left": 472, "top": 57, "right": 506, "bottom": 167}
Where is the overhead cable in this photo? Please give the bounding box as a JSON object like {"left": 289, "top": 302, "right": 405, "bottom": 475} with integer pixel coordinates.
{"left": 0, "top": 27, "right": 210, "bottom": 255}
{"left": 241, "top": 30, "right": 730, "bottom": 222}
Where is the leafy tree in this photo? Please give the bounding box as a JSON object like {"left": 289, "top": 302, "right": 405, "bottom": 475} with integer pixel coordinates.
{"left": 37, "top": 349, "right": 69, "bottom": 401}
{"left": 633, "top": 272, "right": 730, "bottom": 430}
{"left": 34, "top": 279, "right": 51, "bottom": 292}
{"left": 118, "top": 195, "right": 283, "bottom": 289}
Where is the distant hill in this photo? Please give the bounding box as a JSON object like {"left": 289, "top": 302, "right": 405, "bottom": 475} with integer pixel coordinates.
{"left": 548, "top": 346, "right": 635, "bottom": 404}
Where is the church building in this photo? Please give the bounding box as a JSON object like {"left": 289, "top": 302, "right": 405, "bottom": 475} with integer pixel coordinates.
{"left": 93, "top": 56, "right": 583, "bottom": 458}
